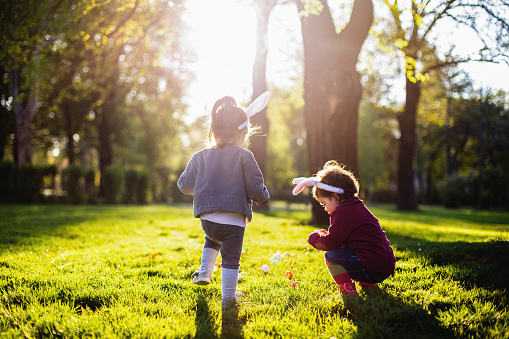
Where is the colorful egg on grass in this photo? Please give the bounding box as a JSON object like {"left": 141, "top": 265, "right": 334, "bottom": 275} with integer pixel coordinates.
{"left": 270, "top": 251, "right": 282, "bottom": 264}
{"left": 261, "top": 264, "right": 270, "bottom": 273}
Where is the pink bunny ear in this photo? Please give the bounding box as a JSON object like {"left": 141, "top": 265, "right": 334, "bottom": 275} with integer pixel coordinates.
{"left": 238, "top": 91, "right": 270, "bottom": 130}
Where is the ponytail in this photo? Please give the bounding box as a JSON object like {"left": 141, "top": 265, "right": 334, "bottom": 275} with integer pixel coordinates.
{"left": 207, "top": 96, "right": 247, "bottom": 148}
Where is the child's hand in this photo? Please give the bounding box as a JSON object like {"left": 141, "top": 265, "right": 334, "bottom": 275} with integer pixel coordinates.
{"left": 307, "top": 229, "right": 329, "bottom": 251}
{"left": 307, "top": 229, "right": 327, "bottom": 240}
{"left": 256, "top": 200, "right": 269, "bottom": 207}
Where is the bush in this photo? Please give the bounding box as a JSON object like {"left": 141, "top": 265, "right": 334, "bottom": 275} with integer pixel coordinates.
{"left": 102, "top": 165, "right": 124, "bottom": 204}
{"left": 481, "top": 167, "right": 509, "bottom": 208}
{"left": 439, "top": 174, "right": 473, "bottom": 208}
{"left": 124, "top": 170, "right": 138, "bottom": 204}
{"left": 153, "top": 167, "right": 170, "bottom": 203}
{"left": 84, "top": 168, "right": 96, "bottom": 198}
{"left": 0, "top": 161, "right": 15, "bottom": 203}
{"left": 43, "top": 165, "right": 58, "bottom": 187}
{"left": 61, "top": 165, "right": 83, "bottom": 204}
{"left": 135, "top": 171, "right": 149, "bottom": 204}
{"left": 16, "top": 164, "right": 46, "bottom": 203}
{"left": 371, "top": 189, "right": 397, "bottom": 204}
{"left": 124, "top": 169, "right": 150, "bottom": 204}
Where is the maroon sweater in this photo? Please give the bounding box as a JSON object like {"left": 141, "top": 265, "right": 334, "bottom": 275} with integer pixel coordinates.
{"left": 308, "top": 197, "right": 396, "bottom": 275}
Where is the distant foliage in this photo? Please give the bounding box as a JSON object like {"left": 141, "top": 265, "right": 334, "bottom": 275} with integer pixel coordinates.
{"left": 4, "top": 163, "right": 57, "bottom": 203}
{"left": 102, "top": 165, "right": 124, "bottom": 204}
{"left": 480, "top": 167, "right": 509, "bottom": 208}
{"left": 0, "top": 161, "right": 15, "bottom": 203}
{"left": 135, "top": 171, "right": 149, "bottom": 205}
{"left": 439, "top": 174, "right": 473, "bottom": 208}
{"left": 83, "top": 168, "right": 96, "bottom": 200}
{"left": 61, "top": 164, "right": 84, "bottom": 204}
{"left": 124, "top": 170, "right": 138, "bottom": 204}
{"left": 123, "top": 170, "right": 149, "bottom": 204}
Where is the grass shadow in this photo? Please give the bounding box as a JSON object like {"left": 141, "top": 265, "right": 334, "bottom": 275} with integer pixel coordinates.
{"left": 0, "top": 205, "right": 100, "bottom": 249}
{"left": 193, "top": 290, "right": 244, "bottom": 339}
{"left": 220, "top": 306, "right": 243, "bottom": 339}
{"left": 390, "top": 234, "right": 509, "bottom": 291}
{"left": 194, "top": 291, "right": 218, "bottom": 339}
{"left": 374, "top": 205, "right": 509, "bottom": 230}
{"left": 343, "top": 288, "right": 455, "bottom": 338}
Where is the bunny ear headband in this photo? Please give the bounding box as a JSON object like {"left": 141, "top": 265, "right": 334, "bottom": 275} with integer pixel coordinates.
{"left": 292, "top": 177, "right": 344, "bottom": 196}
{"left": 238, "top": 91, "right": 270, "bottom": 130}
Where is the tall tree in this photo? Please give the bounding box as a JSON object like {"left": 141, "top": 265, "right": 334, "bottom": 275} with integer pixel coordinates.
{"left": 378, "top": 0, "right": 509, "bottom": 210}
{"left": 250, "top": 0, "right": 276, "bottom": 178}
{"left": 296, "top": 0, "right": 373, "bottom": 224}
{"left": 0, "top": 0, "right": 70, "bottom": 165}
{"left": 0, "top": 63, "right": 14, "bottom": 160}
{"left": 35, "top": 0, "right": 188, "bottom": 194}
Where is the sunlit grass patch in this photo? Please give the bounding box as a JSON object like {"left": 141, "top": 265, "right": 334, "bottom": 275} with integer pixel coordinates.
{"left": 0, "top": 204, "right": 508, "bottom": 338}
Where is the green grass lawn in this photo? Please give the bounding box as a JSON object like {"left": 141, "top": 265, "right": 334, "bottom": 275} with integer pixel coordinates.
{"left": 0, "top": 203, "right": 507, "bottom": 338}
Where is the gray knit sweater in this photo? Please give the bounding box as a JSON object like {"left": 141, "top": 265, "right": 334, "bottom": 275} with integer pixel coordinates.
{"left": 178, "top": 144, "right": 270, "bottom": 221}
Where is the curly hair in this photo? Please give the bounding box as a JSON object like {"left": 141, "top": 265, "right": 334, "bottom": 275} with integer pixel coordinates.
{"left": 312, "top": 161, "right": 359, "bottom": 201}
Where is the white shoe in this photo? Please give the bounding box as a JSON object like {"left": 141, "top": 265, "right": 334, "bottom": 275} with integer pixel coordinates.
{"left": 191, "top": 269, "right": 211, "bottom": 285}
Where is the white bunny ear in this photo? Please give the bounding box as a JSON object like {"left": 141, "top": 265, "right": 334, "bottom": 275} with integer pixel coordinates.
{"left": 238, "top": 91, "right": 270, "bottom": 130}
{"left": 246, "top": 91, "right": 270, "bottom": 117}
{"left": 292, "top": 178, "right": 317, "bottom": 195}
{"left": 291, "top": 177, "right": 344, "bottom": 195}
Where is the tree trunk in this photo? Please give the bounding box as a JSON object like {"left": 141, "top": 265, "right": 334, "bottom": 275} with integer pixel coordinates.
{"left": 397, "top": 78, "right": 420, "bottom": 210}
{"left": 64, "top": 106, "right": 76, "bottom": 164}
{"left": 250, "top": 0, "right": 274, "bottom": 178}
{"left": 10, "top": 68, "right": 39, "bottom": 166}
{"left": 445, "top": 95, "right": 452, "bottom": 176}
{"left": 98, "top": 95, "right": 115, "bottom": 197}
{"left": 297, "top": 0, "right": 373, "bottom": 224}
{"left": 0, "top": 70, "right": 13, "bottom": 161}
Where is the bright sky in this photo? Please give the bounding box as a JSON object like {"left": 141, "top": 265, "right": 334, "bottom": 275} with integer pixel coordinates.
{"left": 182, "top": 1, "right": 300, "bottom": 122}
{"left": 182, "top": 0, "right": 509, "bottom": 122}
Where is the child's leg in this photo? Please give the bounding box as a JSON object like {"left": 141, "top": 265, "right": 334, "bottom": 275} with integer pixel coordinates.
{"left": 324, "top": 257, "right": 357, "bottom": 295}
{"left": 217, "top": 228, "right": 245, "bottom": 307}
{"left": 325, "top": 257, "right": 353, "bottom": 284}
{"left": 324, "top": 249, "right": 360, "bottom": 295}
{"left": 200, "top": 220, "right": 245, "bottom": 306}
{"left": 192, "top": 236, "right": 221, "bottom": 285}
{"left": 221, "top": 267, "right": 241, "bottom": 307}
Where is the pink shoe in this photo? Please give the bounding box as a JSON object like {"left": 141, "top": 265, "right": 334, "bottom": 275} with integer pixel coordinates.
{"left": 339, "top": 282, "right": 357, "bottom": 295}
{"left": 358, "top": 282, "right": 377, "bottom": 291}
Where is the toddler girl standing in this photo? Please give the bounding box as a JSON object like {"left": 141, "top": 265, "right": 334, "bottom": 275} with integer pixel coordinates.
{"left": 292, "top": 161, "right": 395, "bottom": 295}
{"left": 178, "top": 94, "right": 270, "bottom": 307}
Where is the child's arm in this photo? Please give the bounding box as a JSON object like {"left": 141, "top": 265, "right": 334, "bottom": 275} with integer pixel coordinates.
{"left": 307, "top": 229, "right": 332, "bottom": 251}
{"left": 242, "top": 152, "right": 270, "bottom": 206}
{"left": 177, "top": 154, "right": 198, "bottom": 195}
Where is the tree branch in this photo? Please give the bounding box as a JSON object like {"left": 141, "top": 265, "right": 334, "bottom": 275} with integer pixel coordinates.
{"left": 421, "top": 0, "right": 456, "bottom": 42}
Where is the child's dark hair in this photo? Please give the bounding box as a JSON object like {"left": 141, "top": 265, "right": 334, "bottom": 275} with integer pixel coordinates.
{"left": 206, "top": 96, "right": 253, "bottom": 148}
{"left": 312, "top": 161, "right": 359, "bottom": 201}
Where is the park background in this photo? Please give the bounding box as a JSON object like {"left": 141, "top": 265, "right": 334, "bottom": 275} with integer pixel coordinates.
{"left": 1, "top": 0, "right": 508, "bottom": 218}
{"left": 1, "top": 1, "right": 509, "bottom": 337}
